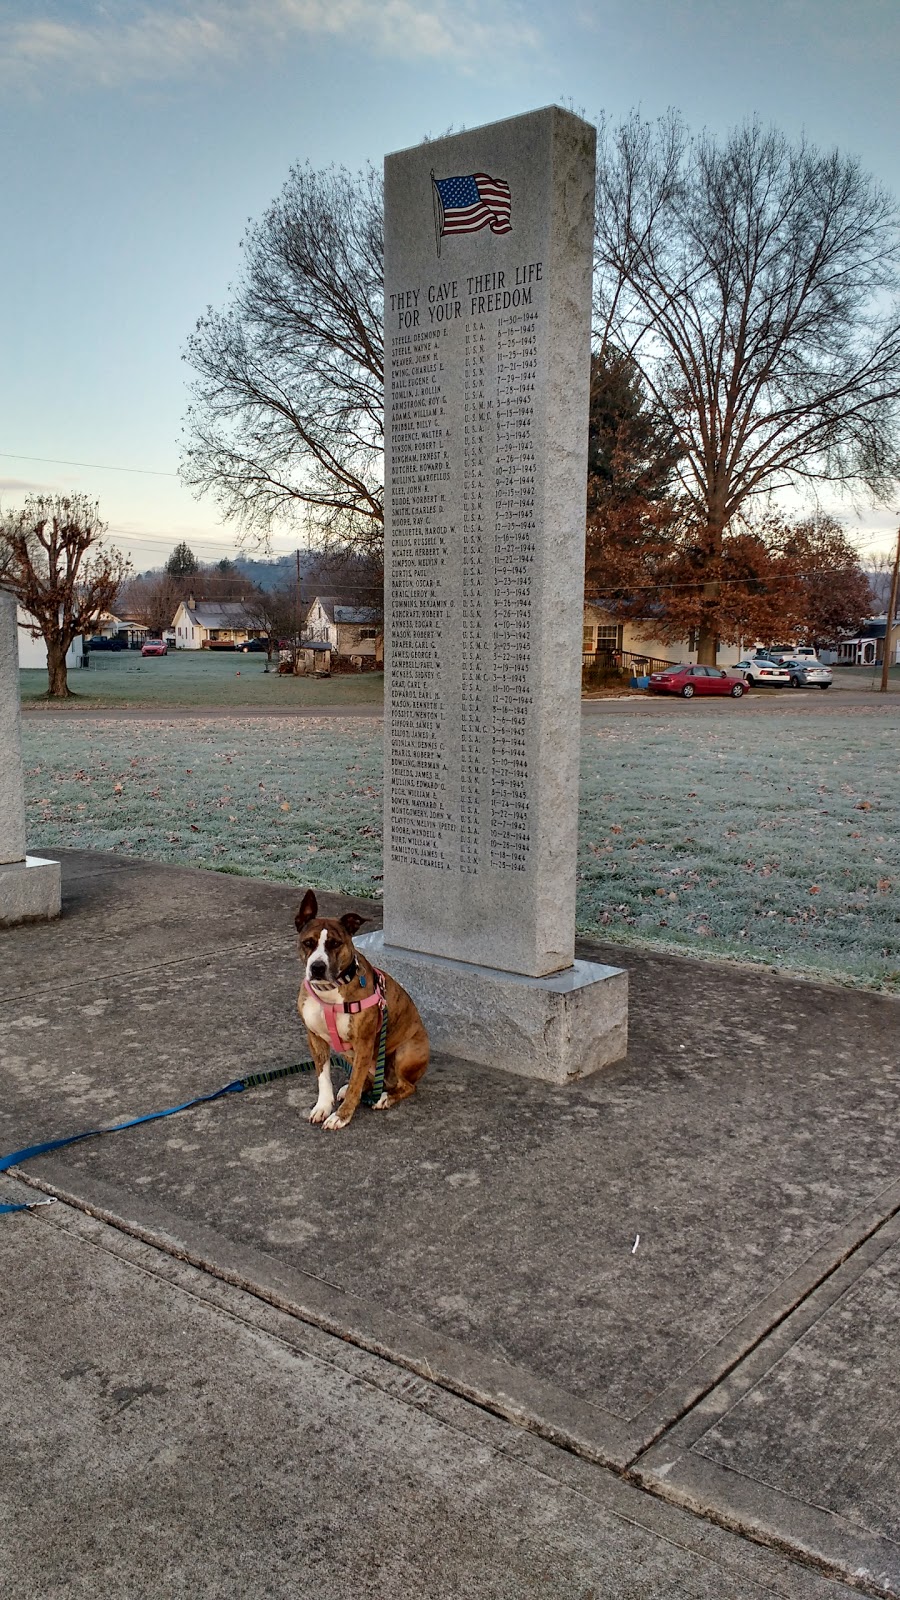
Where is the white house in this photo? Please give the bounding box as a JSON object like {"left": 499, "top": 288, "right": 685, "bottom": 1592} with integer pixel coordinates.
{"left": 834, "top": 615, "right": 900, "bottom": 667}
{"left": 16, "top": 606, "right": 85, "bottom": 670}
{"left": 172, "top": 598, "right": 265, "bottom": 650}
{"left": 582, "top": 603, "right": 743, "bottom": 671}
{"left": 304, "top": 596, "right": 383, "bottom": 658}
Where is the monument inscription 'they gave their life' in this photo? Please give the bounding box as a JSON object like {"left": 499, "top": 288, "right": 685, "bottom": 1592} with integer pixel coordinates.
{"left": 383, "top": 108, "right": 596, "bottom": 979}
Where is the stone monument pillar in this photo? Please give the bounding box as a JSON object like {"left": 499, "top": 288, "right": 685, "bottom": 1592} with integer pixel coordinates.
{"left": 358, "top": 107, "right": 627, "bottom": 1081}
{"left": 0, "top": 590, "right": 61, "bottom": 925}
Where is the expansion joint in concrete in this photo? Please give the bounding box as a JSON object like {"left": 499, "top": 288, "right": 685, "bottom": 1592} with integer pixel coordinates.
{"left": 11, "top": 1165, "right": 900, "bottom": 1600}
{"left": 625, "top": 1184, "right": 900, "bottom": 1474}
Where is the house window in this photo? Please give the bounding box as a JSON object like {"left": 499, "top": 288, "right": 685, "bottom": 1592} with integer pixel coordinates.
{"left": 597, "top": 624, "right": 620, "bottom": 647}
{"left": 583, "top": 625, "right": 594, "bottom": 650}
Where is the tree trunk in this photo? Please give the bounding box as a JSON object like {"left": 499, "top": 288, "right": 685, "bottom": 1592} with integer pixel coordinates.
{"left": 696, "top": 626, "right": 718, "bottom": 665}
{"left": 46, "top": 640, "right": 72, "bottom": 698}
{"left": 696, "top": 514, "right": 725, "bottom": 664}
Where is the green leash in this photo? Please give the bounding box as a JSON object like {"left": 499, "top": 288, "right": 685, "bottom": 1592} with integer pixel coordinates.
{"left": 249, "top": 1001, "right": 388, "bottom": 1105}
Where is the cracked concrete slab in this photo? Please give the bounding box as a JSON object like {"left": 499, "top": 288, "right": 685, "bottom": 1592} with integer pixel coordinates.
{"left": 2, "top": 852, "right": 898, "bottom": 1475}
{"left": 0, "top": 1197, "right": 861, "bottom": 1599}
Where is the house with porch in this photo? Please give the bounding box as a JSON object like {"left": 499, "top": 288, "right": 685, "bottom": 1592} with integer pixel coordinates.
{"left": 833, "top": 615, "right": 900, "bottom": 667}
{"left": 304, "top": 596, "right": 383, "bottom": 659}
{"left": 171, "top": 597, "right": 266, "bottom": 650}
{"left": 583, "top": 603, "right": 744, "bottom": 673}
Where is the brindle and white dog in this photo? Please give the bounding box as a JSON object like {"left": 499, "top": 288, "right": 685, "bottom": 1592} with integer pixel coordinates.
{"left": 295, "top": 889, "right": 429, "bottom": 1131}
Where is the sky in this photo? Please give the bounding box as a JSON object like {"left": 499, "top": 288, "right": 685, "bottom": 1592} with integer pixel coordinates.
{"left": 2, "top": 0, "right": 899, "bottom": 573}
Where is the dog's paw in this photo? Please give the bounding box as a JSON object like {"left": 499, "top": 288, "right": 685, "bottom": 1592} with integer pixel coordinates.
{"left": 308, "top": 1102, "right": 334, "bottom": 1125}
{"left": 371, "top": 1092, "right": 391, "bottom": 1110}
{"left": 336, "top": 1084, "right": 349, "bottom": 1104}
{"left": 323, "top": 1111, "right": 349, "bottom": 1132}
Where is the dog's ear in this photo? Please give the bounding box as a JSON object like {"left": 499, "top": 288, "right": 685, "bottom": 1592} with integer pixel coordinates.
{"left": 295, "top": 889, "right": 318, "bottom": 932}
{"left": 340, "top": 911, "right": 366, "bottom": 938}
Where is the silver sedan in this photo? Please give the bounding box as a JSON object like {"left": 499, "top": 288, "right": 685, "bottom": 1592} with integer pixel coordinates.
{"left": 781, "top": 658, "right": 833, "bottom": 689}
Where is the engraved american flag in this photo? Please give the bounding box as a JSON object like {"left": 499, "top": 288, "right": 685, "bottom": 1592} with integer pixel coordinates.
{"left": 432, "top": 172, "right": 512, "bottom": 239}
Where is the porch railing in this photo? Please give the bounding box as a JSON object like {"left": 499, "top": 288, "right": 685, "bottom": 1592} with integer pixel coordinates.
{"left": 582, "top": 647, "right": 679, "bottom": 679}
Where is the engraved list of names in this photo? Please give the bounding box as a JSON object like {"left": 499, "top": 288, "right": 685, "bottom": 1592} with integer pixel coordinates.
{"left": 384, "top": 110, "right": 595, "bottom": 976}
{"left": 388, "top": 274, "right": 542, "bottom": 881}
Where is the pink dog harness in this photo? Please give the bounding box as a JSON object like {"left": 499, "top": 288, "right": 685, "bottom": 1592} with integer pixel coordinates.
{"left": 305, "top": 968, "right": 386, "bottom": 1054}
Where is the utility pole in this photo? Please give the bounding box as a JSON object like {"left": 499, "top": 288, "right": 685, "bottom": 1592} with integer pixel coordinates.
{"left": 879, "top": 525, "right": 900, "bottom": 694}
{"left": 295, "top": 548, "right": 302, "bottom": 649}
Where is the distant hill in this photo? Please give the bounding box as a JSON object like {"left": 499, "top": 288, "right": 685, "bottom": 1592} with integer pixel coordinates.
{"left": 133, "top": 548, "right": 382, "bottom": 602}
{"left": 232, "top": 554, "right": 298, "bottom": 590}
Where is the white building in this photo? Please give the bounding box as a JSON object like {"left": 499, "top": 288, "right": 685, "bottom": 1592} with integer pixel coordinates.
{"left": 171, "top": 599, "right": 264, "bottom": 650}
{"left": 304, "top": 596, "right": 382, "bottom": 657}
{"left": 16, "top": 606, "right": 85, "bottom": 670}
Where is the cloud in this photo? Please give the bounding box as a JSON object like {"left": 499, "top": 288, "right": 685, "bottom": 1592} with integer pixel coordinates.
{"left": 0, "top": 477, "right": 55, "bottom": 494}
{"left": 0, "top": 0, "right": 540, "bottom": 89}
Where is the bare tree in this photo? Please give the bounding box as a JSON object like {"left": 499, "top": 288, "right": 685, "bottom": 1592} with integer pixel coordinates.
{"left": 121, "top": 560, "right": 263, "bottom": 637}
{"left": 0, "top": 495, "right": 130, "bottom": 697}
{"left": 120, "top": 570, "right": 184, "bottom": 634}
{"left": 594, "top": 113, "right": 900, "bottom": 661}
{"left": 868, "top": 551, "right": 900, "bottom": 616}
{"left": 181, "top": 163, "right": 384, "bottom": 555}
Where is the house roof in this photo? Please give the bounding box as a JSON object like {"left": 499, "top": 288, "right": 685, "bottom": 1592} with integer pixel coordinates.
{"left": 310, "top": 596, "right": 382, "bottom": 626}
{"left": 840, "top": 618, "right": 889, "bottom": 641}
{"left": 178, "top": 601, "right": 260, "bottom": 628}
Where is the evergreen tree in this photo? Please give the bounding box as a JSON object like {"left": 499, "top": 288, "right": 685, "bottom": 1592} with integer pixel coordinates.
{"left": 165, "top": 542, "right": 199, "bottom": 578}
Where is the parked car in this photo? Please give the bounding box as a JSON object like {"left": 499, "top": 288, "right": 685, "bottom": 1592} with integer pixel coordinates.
{"left": 732, "top": 658, "right": 791, "bottom": 687}
{"left": 759, "top": 645, "right": 818, "bottom": 664}
{"left": 781, "top": 658, "right": 833, "bottom": 689}
{"left": 239, "top": 637, "right": 270, "bottom": 653}
{"left": 141, "top": 639, "right": 168, "bottom": 657}
{"left": 647, "top": 664, "right": 746, "bottom": 698}
{"left": 88, "top": 634, "right": 127, "bottom": 651}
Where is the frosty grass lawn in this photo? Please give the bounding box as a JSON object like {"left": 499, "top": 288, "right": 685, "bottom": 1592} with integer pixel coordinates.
{"left": 21, "top": 707, "right": 900, "bottom": 991}
{"left": 19, "top": 648, "right": 383, "bottom": 709}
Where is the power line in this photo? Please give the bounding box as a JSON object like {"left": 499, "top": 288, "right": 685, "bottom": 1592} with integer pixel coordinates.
{"left": 0, "top": 451, "right": 178, "bottom": 477}
{"left": 587, "top": 564, "right": 879, "bottom": 598}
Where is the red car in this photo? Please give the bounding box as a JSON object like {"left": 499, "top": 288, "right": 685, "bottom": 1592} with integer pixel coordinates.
{"left": 141, "top": 639, "right": 168, "bottom": 657}
{"left": 648, "top": 663, "right": 745, "bottom": 699}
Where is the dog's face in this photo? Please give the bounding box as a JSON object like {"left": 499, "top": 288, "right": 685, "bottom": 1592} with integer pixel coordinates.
{"left": 295, "top": 888, "right": 366, "bottom": 991}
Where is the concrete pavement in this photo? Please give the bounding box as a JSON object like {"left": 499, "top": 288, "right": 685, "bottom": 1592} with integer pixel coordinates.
{"left": 1, "top": 849, "right": 898, "bottom": 1597}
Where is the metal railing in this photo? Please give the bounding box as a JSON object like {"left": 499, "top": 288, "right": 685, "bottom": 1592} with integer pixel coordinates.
{"left": 582, "top": 647, "right": 679, "bottom": 679}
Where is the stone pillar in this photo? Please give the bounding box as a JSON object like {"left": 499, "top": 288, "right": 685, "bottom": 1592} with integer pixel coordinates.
{"left": 0, "top": 590, "right": 61, "bottom": 925}
{"left": 358, "top": 107, "right": 627, "bottom": 1082}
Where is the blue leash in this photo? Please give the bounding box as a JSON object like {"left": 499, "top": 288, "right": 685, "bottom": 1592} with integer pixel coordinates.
{"left": 0, "top": 1059, "right": 318, "bottom": 1215}
{"left": 0, "top": 1032, "right": 390, "bottom": 1218}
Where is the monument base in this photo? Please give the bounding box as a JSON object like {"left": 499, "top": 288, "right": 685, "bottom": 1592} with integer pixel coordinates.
{"left": 0, "top": 855, "right": 62, "bottom": 927}
{"left": 357, "top": 932, "right": 628, "bottom": 1085}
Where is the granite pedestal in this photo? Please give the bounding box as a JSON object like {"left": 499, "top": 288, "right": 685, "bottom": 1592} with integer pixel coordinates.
{"left": 0, "top": 589, "right": 61, "bottom": 926}
{"left": 358, "top": 932, "right": 627, "bottom": 1084}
